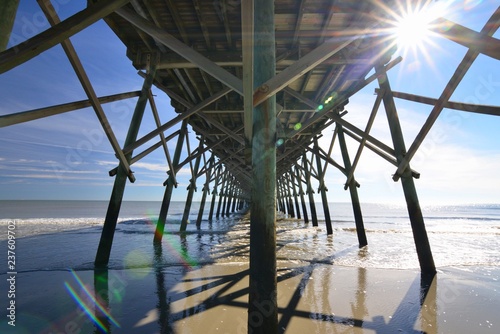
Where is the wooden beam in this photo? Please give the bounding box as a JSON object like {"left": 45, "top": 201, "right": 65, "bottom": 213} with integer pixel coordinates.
{"left": 253, "top": 30, "right": 357, "bottom": 107}
{"left": 376, "top": 63, "right": 436, "bottom": 275}
{"left": 344, "top": 92, "right": 383, "bottom": 189}
{"left": 249, "top": 0, "right": 277, "bottom": 330}
{"left": 115, "top": 6, "right": 244, "bottom": 95}
{"left": 283, "top": 56, "right": 402, "bottom": 139}
{"left": 242, "top": 0, "right": 254, "bottom": 148}
{"left": 0, "top": 0, "right": 131, "bottom": 74}
{"left": 122, "top": 87, "right": 232, "bottom": 155}
{"left": 379, "top": 89, "right": 500, "bottom": 117}
{"left": 430, "top": 12, "right": 500, "bottom": 60}
{"left": 0, "top": 91, "right": 140, "bottom": 128}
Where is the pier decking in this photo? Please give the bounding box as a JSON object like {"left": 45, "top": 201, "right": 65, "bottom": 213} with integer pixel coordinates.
{"left": 1, "top": 0, "right": 499, "bottom": 332}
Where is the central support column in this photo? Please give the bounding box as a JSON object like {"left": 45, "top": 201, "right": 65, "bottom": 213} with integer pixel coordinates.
{"left": 375, "top": 64, "right": 436, "bottom": 275}
{"left": 248, "top": 0, "right": 278, "bottom": 331}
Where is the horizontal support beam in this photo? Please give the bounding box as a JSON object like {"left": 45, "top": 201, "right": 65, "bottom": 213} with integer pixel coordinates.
{"left": 0, "top": 91, "right": 140, "bottom": 127}
{"left": 378, "top": 89, "right": 500, "bottom": 116}
{"left": 0, "top": 0, "right": 131, "bottom": 74}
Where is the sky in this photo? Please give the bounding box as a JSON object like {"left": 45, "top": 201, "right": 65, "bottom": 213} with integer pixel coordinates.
{"left": 0, "top": 0, "right": 499, "bottom": 205}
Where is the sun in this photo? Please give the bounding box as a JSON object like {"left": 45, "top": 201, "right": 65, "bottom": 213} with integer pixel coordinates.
{"left": 391, "top": 2, "right": 448, "bottom": 54}
{"left": 395, "top": 10, "right": 431, "bottom": 51}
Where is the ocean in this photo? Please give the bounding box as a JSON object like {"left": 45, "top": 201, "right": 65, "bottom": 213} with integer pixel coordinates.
{"left": 1, "top": 200, "right": 499, "bottom": 271}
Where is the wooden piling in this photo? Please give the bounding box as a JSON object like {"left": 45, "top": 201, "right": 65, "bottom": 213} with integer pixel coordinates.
{"left": 290, "top": 170, "right": 301, "bottom": 219}
{"left": 95, "top": 65, "right": 157, "bottom": 267}
{"left": 180, "top": 140, "right": 203, "bottom": 231}
{"left": 375, "top": 64, "right": 436, "bottom": 275}
{"left": 208, "top": 166, "right": 221, "bottom": 220}
{"left": 303, "top": 154, "right": 318, "bottom": 227}
{"left": 248, "top": 0, "right": 278, "bottom": 331}
{"left": 337, "top": 124, "right": 368, "bottom": 247}
{"left": 314, "top": 138, "right": 333, "bottom": 235}
{"left": 216, "top": 172, "right": 227, "bottom": 218}
{"left": 154, "top": 121, "right": 188, "bottom": 243}
{"left": 285, "top": 174, "right": 295, "bottom": 218}
{"left": 196, "top": 157, "right": 214, "bottom": 228}
{"left": 295, "top": 165, "right": 309, "bottom": 223}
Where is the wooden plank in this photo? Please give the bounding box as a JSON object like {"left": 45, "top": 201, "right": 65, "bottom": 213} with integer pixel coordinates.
{"left": 0, "top": 0, "right": 131, "bottom": 74}
{"left": 0, "top": 91, "right": 140, "bottom": 127}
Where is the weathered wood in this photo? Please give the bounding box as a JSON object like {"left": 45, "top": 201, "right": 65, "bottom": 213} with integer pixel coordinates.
{"left": 303, "top": 154, "right": 318, "bottom": 227}
{"left": 376, "top": 65, "right": 436, "bottom": 275}
{"left": 337, "top": 124, "right": 367, "bottom": 247}
{"left": 0, "top": 0, "right": 131, "bottom": 74}
{"left": 0, "top": 91, "right": 140, "bottom": 128}
{"left": 345, "top": 92, "right": 383, "bottom": 189}
{"left": 289, "top": 170, "right": 301, "bottom": 219}
{"left": 216, "top": 172, "right": 227, "bottom": 219}
{"left": 248, "top": 0, "right": 278, "bottom": 331}
{"left": 208, "top": 166, "right": 222, "bottom": 221}
{"left": 0, "top": 0, "right": 20, "bottom": 52}
{"left": 295, "top": 165, "right": 309, "bottom": 223}
{"left": 381, "top": 89, "right": 500, "bottom": 117}
{"left": 252, "top": 22, "right": 371, "bottom": 106}
{"left": 196, "top": 156, "right": 214, "bottom": 228}
{"left": 95, "top": 64, "right": 157, "bottom": 267}
{"left": 123, "top": 87, "right": 232, "bottom": 156}
{"left": 180, "top": 140, "right": 203, "bottom": 231}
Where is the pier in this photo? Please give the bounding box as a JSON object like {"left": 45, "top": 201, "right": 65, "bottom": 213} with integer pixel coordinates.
{"left": 1, "top": 0, "right": 500, "bottom": 332}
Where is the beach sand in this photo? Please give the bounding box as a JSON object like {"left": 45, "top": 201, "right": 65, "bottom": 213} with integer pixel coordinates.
{"left": 1, "top": 261, "right": 498, "bottom": 333}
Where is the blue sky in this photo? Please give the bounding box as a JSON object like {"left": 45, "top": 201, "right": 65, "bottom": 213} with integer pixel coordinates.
{"left": 0, "top": 0, "right": 499, "bottom": 205}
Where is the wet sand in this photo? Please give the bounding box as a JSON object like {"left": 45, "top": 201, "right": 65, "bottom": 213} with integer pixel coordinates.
{"left": 2, "top": 262, "right": 498, "bottom": 333}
